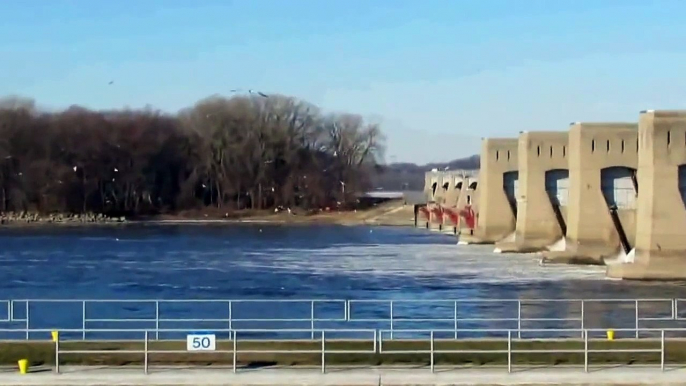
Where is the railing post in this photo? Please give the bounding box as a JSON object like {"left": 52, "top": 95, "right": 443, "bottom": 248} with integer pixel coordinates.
{"left": 672, "top": 299, "right": 677, "bottom": 320}
{"left": 25, "top": 301, "right": 29, "bottom": 340}
{"left": 517, "top": 300, "right": 521, "bottom": 339}
{"left": 584, "top": 329, "right": 588, "bottom": 373}
{"left": 676, "top": 299, "right": 680, "bottom": 320}
{"left": 430, "top": 330, "right": 435, "bottom": 373}
{"left": 345, "top": 300, "right": 349, "bottom": 322}
{"left": 580, "top": 300, "right": 585, "bottom": 339}
{"left": 454, "top": 301, "right": 458, "bottom": 340}
{"left": 155, "top": 301, "right": 160, "bottom": 340}
{"left": 54, "top": 331, "right": 60, "bottom": 374}
{"left": 321, "top": 330, "right": 326, "bottom": 374}
{"left": 82, "top": 301, "right": 86, "bottom": 340}
{"left": 9, "top": 300, "right": 13, "bottom": 321}
{"left": 661, "top": 329, "right": 665, "bottom": 371}
{"left": 228, "top": 301, "right": 233, "bottom": 339}
{"left": 233, "top": 330, "right": 237, "bottom": 373}
{"left": 635, "top": 300, "right": 639, "bottom": 339}
{"left": 390, "top": 301, "right": 394, "bottom": 340}
{"left": 431, "top": 331, "right": 434, "bottom": 373}
{"left": 310, "top": 301, "right": 315, "bottom": 340}
{"left": 379, "top": 330, "right": 383, "bottom": 354}
{"left": 507, "top": 330, "right": 512, "bottom": 373}
{"left": 144, "top": 330, "right": 149, "bottom": 374}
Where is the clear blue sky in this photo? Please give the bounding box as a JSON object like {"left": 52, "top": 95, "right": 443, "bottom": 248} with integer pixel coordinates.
{"left": 2, "top": 0, "right": 686, "bottom": 164}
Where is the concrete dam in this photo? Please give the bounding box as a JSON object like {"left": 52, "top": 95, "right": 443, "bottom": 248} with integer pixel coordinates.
{"left": 417, "top": 110, "right": 686, "bottom": 281}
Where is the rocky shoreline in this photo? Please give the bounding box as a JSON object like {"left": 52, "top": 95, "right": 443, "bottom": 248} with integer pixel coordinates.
{"left": 0, "top": 212, "right": 126, "bottom": 225}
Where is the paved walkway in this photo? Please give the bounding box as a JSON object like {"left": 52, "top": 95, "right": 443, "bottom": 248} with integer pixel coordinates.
{"left": 1, "top": 366, "right": 686, "bottom": 385}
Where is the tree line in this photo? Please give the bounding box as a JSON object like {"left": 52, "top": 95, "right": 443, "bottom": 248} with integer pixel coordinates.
{"left": 0, "top": 94, "right": 384, "bottom": 216}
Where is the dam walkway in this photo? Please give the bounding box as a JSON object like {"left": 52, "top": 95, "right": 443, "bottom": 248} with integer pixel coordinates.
{"left": 3, "top": 366, "right": 686, "bottom": 385}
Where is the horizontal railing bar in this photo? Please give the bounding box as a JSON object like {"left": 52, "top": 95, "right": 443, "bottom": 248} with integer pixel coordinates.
{"left": 6, "top": 297, "right": 680, "bottom": 302}
{"left": 3, "top": 327, "right": 686, "bottom": 335}
{"left": 519, "top": 318, "right": 582, "bottom": 322}
{"left": 86, "top": 318, "right": 349, "bottom": 323}
{"left": 588, "top": 349, "right": 662, "bottom": 353}
{"left": 639, "top": 317, "right": 678, "bottom": 321}
{"left": 58, "top": 350, "right": 144, "bottom": 354}
{"left": 232, "top": 350, "right": 324, "bottom": 354}
{"left": 379, "top": 328, "right": 686, "bottom": 333}
{"left": 8, "top": 299, "right": 350, "bottom": 303}
{"left": 77, "top": 316, "right": 603, "bottom": 322}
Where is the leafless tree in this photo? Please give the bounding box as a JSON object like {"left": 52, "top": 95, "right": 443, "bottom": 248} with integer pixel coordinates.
{"left": 0, "top": 93, "right": 385, "bottom": 216}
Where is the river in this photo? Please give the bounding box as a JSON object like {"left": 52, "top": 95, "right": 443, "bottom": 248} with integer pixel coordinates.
{"left": 1, "top": 224, "right": 685, "bottom": 339}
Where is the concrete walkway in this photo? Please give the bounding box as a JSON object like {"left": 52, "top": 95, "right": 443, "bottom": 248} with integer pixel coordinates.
{"left": 1, "top": 366, "right": 686, "bottom": 385}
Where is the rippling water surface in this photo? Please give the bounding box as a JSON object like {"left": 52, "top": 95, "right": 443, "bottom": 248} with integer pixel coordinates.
{"left": 1, "top": 224, "right": 685, "bottom": 338}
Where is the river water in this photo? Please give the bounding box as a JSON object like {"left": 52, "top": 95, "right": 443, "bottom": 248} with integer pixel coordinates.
{"left": 1, "top": 224, "right": 685, "bottom": 340}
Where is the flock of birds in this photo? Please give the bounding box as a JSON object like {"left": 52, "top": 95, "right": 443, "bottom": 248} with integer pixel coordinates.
{"left": 107, "top": 81, "right": 269, "bottom": 98}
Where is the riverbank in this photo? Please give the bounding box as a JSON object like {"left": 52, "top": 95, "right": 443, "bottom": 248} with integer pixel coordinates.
{"left": 0, "top": 212, "right": 126, "bottom": 225}
{"left": 0, "top": 201, "right": 416, "bottom": 228}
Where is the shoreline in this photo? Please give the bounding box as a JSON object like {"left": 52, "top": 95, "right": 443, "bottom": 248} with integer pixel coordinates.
{"left": 0, "top": 202, "right": 416, "bottom": 228}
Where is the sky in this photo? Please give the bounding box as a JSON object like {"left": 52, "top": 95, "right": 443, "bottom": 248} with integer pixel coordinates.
{"left": 2, "top": 0, "right": 686, "bottom": 164}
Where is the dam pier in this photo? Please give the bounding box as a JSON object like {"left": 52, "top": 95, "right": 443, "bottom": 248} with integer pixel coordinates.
{"left": 417, "top": 110, "right": 686, "bottom": 281}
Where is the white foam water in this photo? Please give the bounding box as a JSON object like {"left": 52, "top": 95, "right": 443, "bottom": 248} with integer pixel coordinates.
{"left": 606, "top": 248, "right": 636, "bottom": 265}
{"left": 547, "top": 237, "right": 566, "bottom": 252}
{"left": 229, "top": 243, "right": 607, "bottom": 284}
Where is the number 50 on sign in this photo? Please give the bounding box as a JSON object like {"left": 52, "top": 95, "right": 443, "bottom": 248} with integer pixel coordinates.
{"left": 186, "top": 333, "right": 216, "bottom": 351}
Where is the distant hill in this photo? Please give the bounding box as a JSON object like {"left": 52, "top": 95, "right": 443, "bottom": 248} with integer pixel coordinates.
{"left": 371, "top": 155, "right": 480, "bottom": 191}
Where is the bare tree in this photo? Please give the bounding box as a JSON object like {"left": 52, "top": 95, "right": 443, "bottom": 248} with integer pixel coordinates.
{"left": 0, "top": 93, "right": 385, "bottom": 217}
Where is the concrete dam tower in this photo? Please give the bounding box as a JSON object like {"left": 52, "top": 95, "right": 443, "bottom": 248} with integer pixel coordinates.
{"left": 608, "top": 110, "right": 686, "bottom": 280}
{"left": 495, "top": 131, "right": 569, "bottom": 253}
{"left": 543, "top": 122, "right": 638, "bottom": 264}
{"left": 461, "top": 138, "right": 518, "bottom": 244}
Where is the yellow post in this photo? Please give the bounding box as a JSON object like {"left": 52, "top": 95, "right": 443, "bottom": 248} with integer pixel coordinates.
{"left": 51, "top": 331, "right": 59, "bottom": 342}
{"left": 606, "top": 329, "right": 615, "bottom": 341}
{"left": 17, "top": 359, "right": 28, "bottom": 374}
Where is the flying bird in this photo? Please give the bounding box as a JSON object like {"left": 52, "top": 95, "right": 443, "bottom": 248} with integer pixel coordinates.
{"left": 248, "top": 89, "right": 268, "bottom": 98}
{"left": 108, "top": 81, "right": 114, "bottom": 85}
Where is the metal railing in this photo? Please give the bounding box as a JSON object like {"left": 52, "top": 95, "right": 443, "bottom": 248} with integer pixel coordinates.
{"left": 378, "top": 328, "right": 669, "bottom": 373}
{"left": 2, "top": 327, "right": 680, "bottom": 374}
{"left": 2, "top": 298, "right": 686, "bottom": 340}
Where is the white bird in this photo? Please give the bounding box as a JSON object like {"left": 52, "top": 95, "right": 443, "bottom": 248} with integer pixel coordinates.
{"left": 113, "top": 168, "right": 119, "bottom": 172}
{"left": 248, "top": 89, "right": 268, "bottom": 98}
{"left": 73, "top": 166, "right": 78, "bottom": 172}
